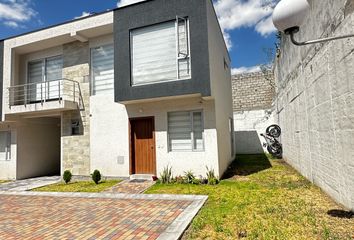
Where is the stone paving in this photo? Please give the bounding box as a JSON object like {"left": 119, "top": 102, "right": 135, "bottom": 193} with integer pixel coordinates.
{"left": 105, "top": 179, "right": 156, "bottom": 194}
{"left": 0, "top": 191, "right": 207, "bottom": 240}
{"left": 0, "top": 176, "right": 60, "bottom": 191}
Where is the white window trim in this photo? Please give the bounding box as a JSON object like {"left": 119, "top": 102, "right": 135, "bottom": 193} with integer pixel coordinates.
{"left": 130, "top": 18, "right": 192, "bottom": 87}
{"left": 167, "top": 110, "right": 205, "bottom": 152}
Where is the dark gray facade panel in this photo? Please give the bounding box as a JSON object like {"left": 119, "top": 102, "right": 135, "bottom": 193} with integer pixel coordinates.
{"left": 114, "top": 0, "right": 211, "bottom": 102}
{"left": 0, "top": 41, "right": 3, "bottom": 120}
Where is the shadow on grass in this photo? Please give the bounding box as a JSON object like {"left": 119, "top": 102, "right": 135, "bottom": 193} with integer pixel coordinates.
{"left": 327, "top": 209, "right": 353, "bottom": 219}
{"left": 222, "top": 154, "right": 272, "bottom": 179}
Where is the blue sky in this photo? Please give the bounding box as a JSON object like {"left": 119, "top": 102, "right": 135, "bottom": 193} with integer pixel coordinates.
{"left": 0, "top": 0, "right": 277, "bottom": 74}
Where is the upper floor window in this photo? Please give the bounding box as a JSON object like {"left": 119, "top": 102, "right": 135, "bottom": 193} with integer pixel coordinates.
{"left": 28, "top": 56, "right": 62, "bottom": 101}
{"left": 130, "top": 17, "right": 191, "bottom": 86}
{"left": 0, "top": 131, "right": 11, "bottom": 161}
{"left": 91, "top": 44, "right": 114, "bottom": 95}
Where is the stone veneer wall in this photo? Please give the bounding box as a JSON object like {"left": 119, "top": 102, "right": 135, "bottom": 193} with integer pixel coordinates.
{"left": 274, "top": 0, "right": 354, "bottom": 210}
{"left": 61, "top": 41, "right": 91, "bottom": 175}
{"left": 232, "top": 70, "right": 275, "bottom": 112}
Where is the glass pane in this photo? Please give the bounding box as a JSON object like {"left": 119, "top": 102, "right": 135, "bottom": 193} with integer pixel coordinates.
{"left": 28, "top": 60, "right": 43, "bottom": 84}
{"left": 92, "top": 44, "right": 114, "bottom": 95}
{"left": 28, "top": 60, "right": 43, "bottom": 102}
{"left": 131, "top": 21, "right": 177, "bottom": 85}
{"left": 168, "top": 111, "right": 192, "bottom": 151}
{"left": 193, "top": 112, "right": 204, "bottom": 150}
{"left": 46, "top": 56, "right": 62, "bottom": 81}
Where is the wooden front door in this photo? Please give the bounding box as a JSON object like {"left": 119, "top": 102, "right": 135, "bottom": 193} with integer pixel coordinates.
{"left": 130, "top": 117, "right": 156, "bottom": 175}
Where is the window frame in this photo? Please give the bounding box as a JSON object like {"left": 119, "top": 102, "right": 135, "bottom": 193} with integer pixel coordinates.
{"left": 129, "top": 17, "right": 192, "bottom": 87}
{"left": 27, "top": 55, "right": 63, "bottom": 84}
{"left": 167, "top": 110, "right": 204, "bottom": 152}
{"left": 0, "top": 131, "right": 11, "bottom": 161}
{"left": 90, "top": 43, "right": 115, "bottom": 96}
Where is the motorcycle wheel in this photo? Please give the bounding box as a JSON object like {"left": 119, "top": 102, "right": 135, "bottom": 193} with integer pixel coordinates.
{"left": 267, "top": 143, "right": 283, "bottom": 158}
{"left": 266, "top": 124, "right": 282, "bottom": 138}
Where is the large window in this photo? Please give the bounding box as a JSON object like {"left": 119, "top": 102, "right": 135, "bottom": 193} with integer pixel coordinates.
{"left": 91, "top": 44, "right": 114, "bottom": 95}
{"left": 130, "top": 17, "right": 191, "bottom": 86}
{"left": 0, "top": 131, "right": 11, "bottom": 161}
{"left": 168, "top": 111, "right": 204, "bottom": 152}
{"left": 28, "top": 56, "right": 63, "bottom": 101}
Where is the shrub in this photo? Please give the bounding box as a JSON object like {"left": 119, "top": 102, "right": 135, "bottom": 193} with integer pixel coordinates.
{"left": 91, "top": 170, "right": 102, "bottom": 184}
{"left": 184, "top": 170, "right": 196, "bottom": 184}
{"left": 63, "top": 170, "right": 72, "bottom": 184}
{"left": 160, "top": 165, "right": 172, "bottom": 184}
{"left": 192, "top": 178, "right": 202, "bottom": 185}
{"left": 174, "top": 175, "right": 185, "bottom": 184}
{"left": 206, "top": 166, "right": 219, "bottom": 185}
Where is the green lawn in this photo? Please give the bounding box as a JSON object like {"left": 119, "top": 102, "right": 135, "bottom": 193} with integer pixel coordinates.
{"left": 146, "top": 155, "right": 353, "bottom": 240}
{"left": 32, "top": 180, "right": 121, "bottom": 193}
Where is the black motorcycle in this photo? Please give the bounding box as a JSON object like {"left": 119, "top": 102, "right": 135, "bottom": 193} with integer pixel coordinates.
{"left": 260, "top": 125, "right": 282, "bottom": 158}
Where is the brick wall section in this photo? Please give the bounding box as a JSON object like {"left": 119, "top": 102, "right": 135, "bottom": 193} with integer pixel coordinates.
{"left": 232, "top": 70, "right": 275, "bottom": 112}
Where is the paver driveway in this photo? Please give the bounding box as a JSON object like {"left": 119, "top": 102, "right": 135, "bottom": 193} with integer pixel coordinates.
{"left": 0, "top": 192, "right": 207, "bottom": 240}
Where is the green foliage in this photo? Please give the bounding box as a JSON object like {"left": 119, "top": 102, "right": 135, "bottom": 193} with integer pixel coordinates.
{"left": 91, "top": 170, "right": 102, "bottom": 184}
{"left": 184, "top": 170, "right": 196, "bottom": 184}
{"left": 146, "top": 155, "right": 351, "bottom": 240}
{"left": 206, "top": 166, "right": 219, "bottom": 185}
{"left": 32, "top": 180, "right": 121, "bottom": 193}
{"left": 63, "top": 170, "right": 72, "bottom": 184}
{"left": 160, "top": 165, "right": 172, "bottom": 184}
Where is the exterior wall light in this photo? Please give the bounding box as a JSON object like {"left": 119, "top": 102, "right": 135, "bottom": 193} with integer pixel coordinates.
{"left": 272, "top": 0, "right": 354, "bottom": 46}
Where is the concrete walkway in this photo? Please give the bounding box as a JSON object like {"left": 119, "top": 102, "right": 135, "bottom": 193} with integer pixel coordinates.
{"left": 0, "top": 191, "right": 207, "bottom": 240}
{"left": 105, "top": 179, "right": 156, "bottom": 194}
{"left": 0, "top": 176, "right": 60, "bottom": 192}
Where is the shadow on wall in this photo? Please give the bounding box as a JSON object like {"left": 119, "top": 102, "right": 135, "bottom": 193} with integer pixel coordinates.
{"left": 234, "top": 130, "right": 264, "bottom": 154}
{"left": 222, "top": 154, "right": 272, "bottom": 179}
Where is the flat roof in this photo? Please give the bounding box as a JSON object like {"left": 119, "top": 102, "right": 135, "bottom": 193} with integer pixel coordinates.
{"left": 0, "top": 0, "right": 152, "bottom": 42}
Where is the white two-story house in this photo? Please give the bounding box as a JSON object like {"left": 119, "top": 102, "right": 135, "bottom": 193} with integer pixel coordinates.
{"left": 0, "top": 0, "right": 234, "bottom": 180}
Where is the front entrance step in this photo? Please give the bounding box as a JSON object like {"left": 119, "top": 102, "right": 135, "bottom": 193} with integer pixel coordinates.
{"left": 130, "top": 174, "right": 154, "bottom": 181}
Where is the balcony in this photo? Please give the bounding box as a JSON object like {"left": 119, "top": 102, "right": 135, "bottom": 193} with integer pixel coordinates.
{"left": 7, "top": 79, "right": 84, "bottom": 116}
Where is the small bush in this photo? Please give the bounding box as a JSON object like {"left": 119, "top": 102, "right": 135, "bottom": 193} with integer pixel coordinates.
{"left": 91, "top": 170, "right": 102, "bottom": 184}
{"left": 63, "top": 170, "right": 72, "bottom": 184}
{"left": 160, "top": 165, "right": 172, "bottom": 184}
{"left": 173, "top": 175, "right": 185, "bottom": 184}
{"left": 206, "top": 166, "right": 219, "bottom": 185}
{"left": 184, "top": 170, "right": 196, "bottom": 184}
{"left": 192, "top": 178, "right": 202, "bottom": 185}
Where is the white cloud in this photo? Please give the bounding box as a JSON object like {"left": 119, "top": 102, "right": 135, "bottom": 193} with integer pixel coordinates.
{"left": 232, "top": 65, "right": 261, "bottom": 75}
{"left": 214, "top": 0, "right": 277, "bottom": 49}
{"left": 114, "top": 0, "right": 277, "bottom": 49}
{"left": 255, "top": 15, "right": 276, "bottom": 36}
{"left": 3, "top": 21, "right": 19, "bottom": 28}
{"left": 117, "top": 0, "right": 145, "bottom": 7}
{"left": 0, "top": 0, "right": 37, "bottom": 28}
{"left": 75, "top": 11, "right": 91, "bottom": 19}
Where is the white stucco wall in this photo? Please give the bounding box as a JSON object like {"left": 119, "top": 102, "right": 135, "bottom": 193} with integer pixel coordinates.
{"left": 90, "top": 95, "right": 219, "bottom": 178}
{"left": 90, "top": 94, "right": 130, "bottom": 177}
{"left": 16, "top": 118, "right": 61, "bottom": 179}
{"left": 233, "top": 109, "right": 276, "bottom": 154}
{"left": 0, "top": 123, "right": 17, "bottom": 180}
{"left": 206, "top": 0, "right": 234, "bottom": 177}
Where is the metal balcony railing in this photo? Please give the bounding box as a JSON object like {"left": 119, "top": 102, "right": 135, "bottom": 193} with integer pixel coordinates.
{"left": 8, "top": 79, "right": 84, "bottom": 110}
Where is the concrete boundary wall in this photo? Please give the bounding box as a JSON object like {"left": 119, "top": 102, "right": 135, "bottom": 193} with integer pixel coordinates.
{"left": 274, "top": 0, "right": 354, "bottom": 210}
